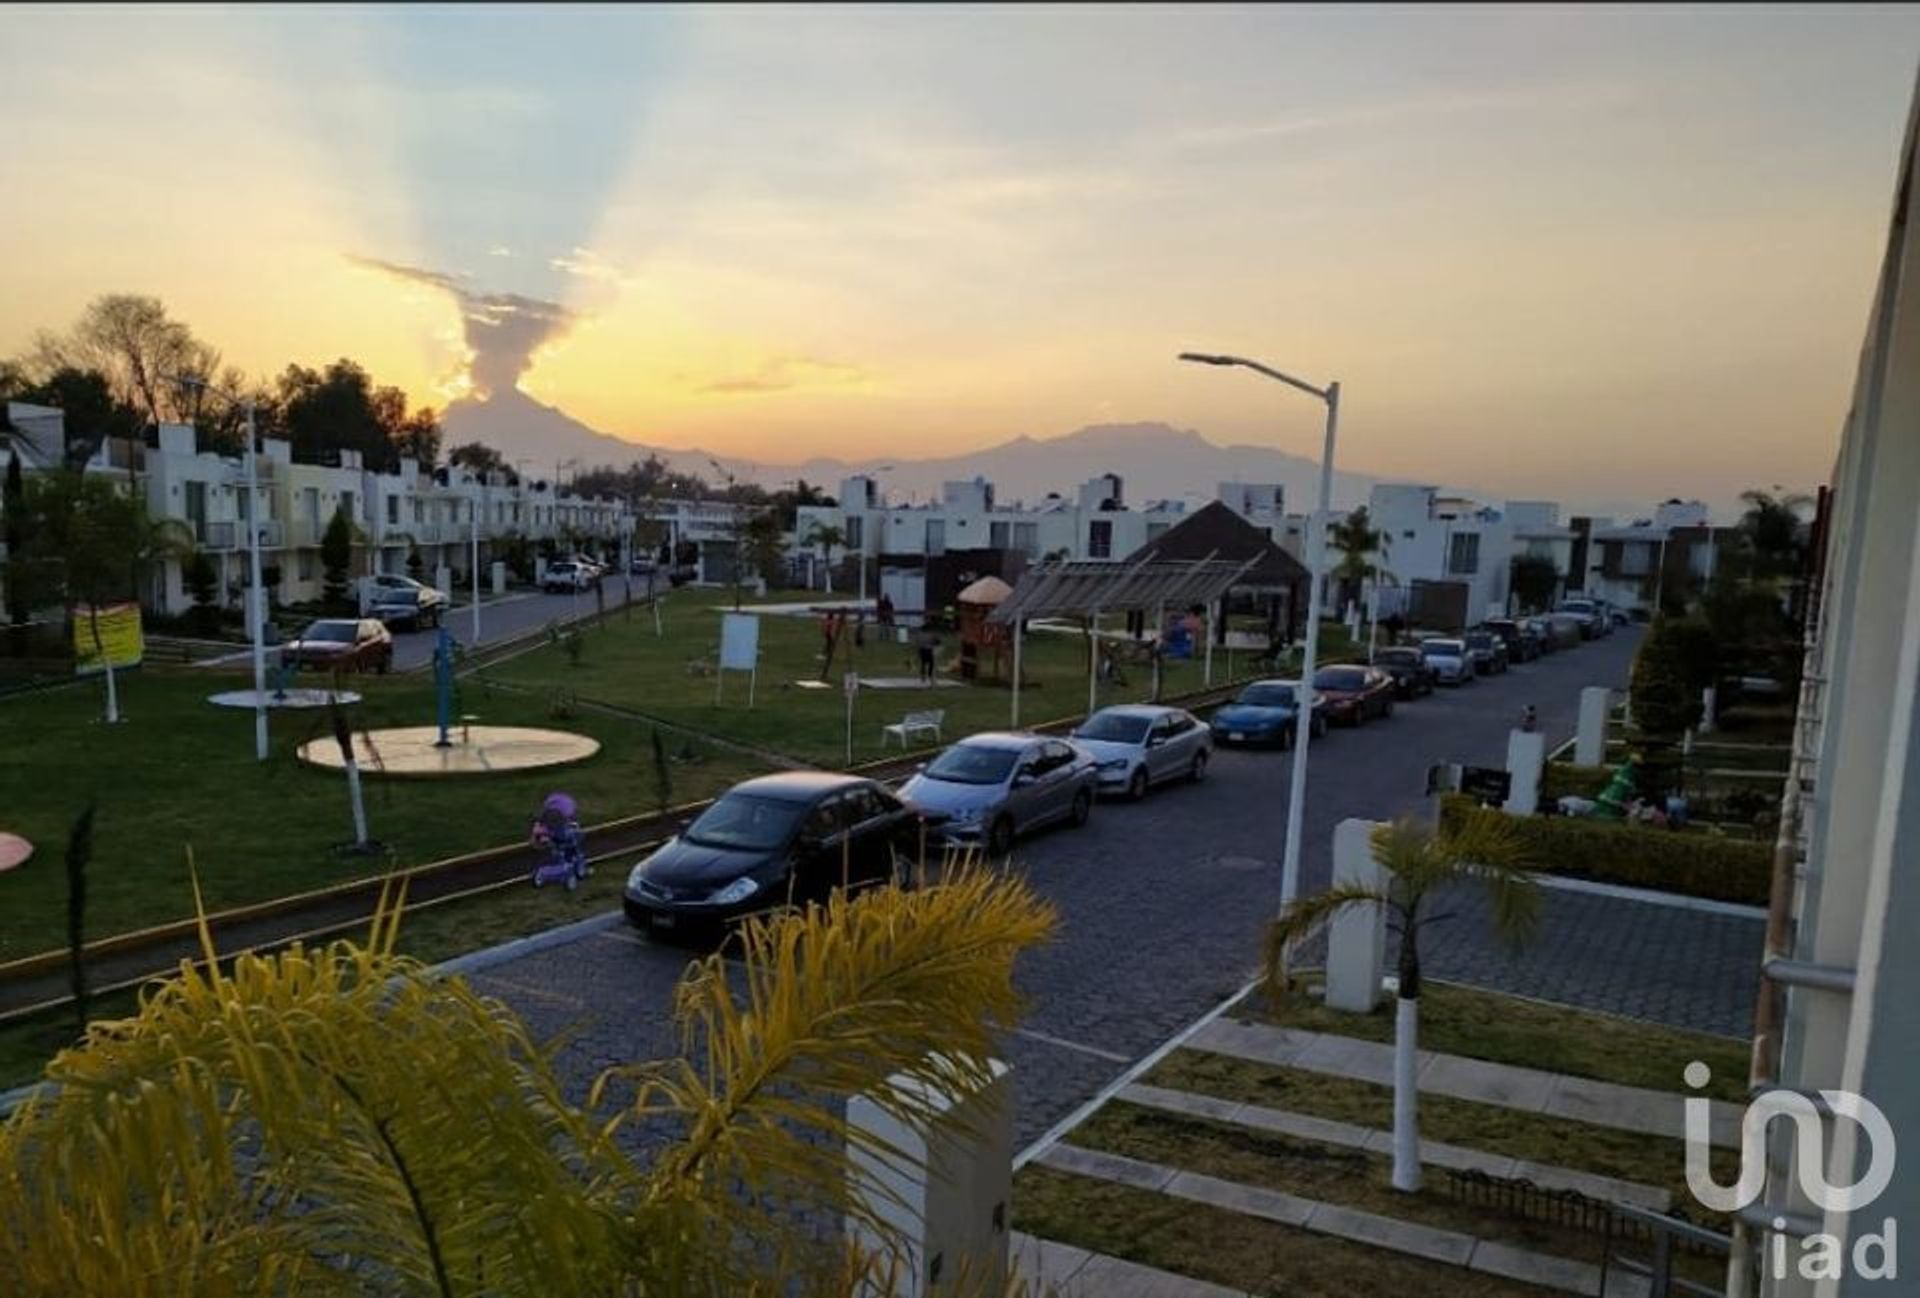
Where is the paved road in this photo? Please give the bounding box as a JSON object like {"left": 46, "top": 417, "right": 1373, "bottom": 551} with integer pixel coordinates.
{"left": 390, "top": 575, "right": 658, "bottom": 670}
{"left": 451, "top": 629, "right": 1765, "bottom": 1149}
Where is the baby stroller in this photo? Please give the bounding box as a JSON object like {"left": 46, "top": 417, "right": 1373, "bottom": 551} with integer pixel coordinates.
{"left": 530, "top": 792, "right": 589, "bottom": 890}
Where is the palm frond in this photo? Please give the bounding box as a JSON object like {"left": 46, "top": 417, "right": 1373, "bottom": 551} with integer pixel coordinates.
{"left": 606, "top": 865, "right": 1055, "bottom": 1292}
{"left": 1370, "top": 811, "right": 1541, "bottom": 952}
{"left": 1261, "top": 883, "right": 1393, "bottom": 1007}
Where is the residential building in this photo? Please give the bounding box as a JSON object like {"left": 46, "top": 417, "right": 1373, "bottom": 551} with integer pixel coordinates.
{"left": 1739, "top": 82, "right": 1919, "bottom": 1298}
{"left": 1118, "top": 500, "right": 1310, "bottom": 644}
{"left": 1357, "top": 483, "right": 1517, "bottom": 627}
{"left": 1, "top": 409, "right": 630, "bottom": 618}
{"left": 1579, "top": 499, "right": 1740, "bottom": 616}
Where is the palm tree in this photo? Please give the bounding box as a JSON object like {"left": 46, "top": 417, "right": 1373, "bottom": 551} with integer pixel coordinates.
{"left": 1326, "top": 507, "right": 1392, "bottom": 625}
{"left": 806, "top": 520, "right": 846, "bottom": 593}
{"left": 0, "top": 867, "right": 1053, "bottom": 1294}
{"left": 1263, "top": 812, "right": 1538, "bottom": 1192}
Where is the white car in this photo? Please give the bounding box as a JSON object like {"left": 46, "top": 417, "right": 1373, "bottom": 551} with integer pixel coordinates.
{"left": 541, "top": 561, "right": 593, "bottom": 592}
{"left": 1069, "top": 704, "right": 1211, "bottom": 799}
{"left": 365, "top": 573, "right": 449, "bottom": 614}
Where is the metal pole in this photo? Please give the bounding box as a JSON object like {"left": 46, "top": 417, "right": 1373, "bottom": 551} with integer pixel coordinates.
{"left": 1204, "top": 599, "right": 1216, "bottom": 685}
{"left": 1011, "top": 619, "right": 1023, "bottom": 727}
{"left": 244, "top": 399, "right": 268, "bottom": 761}
{"left": 470, "top": 492, "right": 481, "bottom": 645}
{"left": 1087, "top": 609, "right": 1099, "bottom": 716}
{"left": 1281, "top": 381, "right": 1339, "bottom": 916}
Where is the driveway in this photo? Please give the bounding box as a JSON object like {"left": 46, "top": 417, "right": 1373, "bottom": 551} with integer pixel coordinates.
{"left": 389, "top": 575, "right": 658, "bottom": 670}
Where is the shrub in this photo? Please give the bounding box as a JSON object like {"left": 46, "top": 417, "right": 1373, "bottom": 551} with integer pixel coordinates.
{"left": 1540, "top": 762, "right": 1615, "bottom": 802}
{"left": 1440, "top": 796, "right": 1771, "bottom": 905}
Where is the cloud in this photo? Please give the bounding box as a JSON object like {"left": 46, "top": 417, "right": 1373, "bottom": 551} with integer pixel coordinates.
{"left": 549, "top": 246, "right": 631, "bottom": 283}
{"left": 347, "top": 253, "right": 578, "bottom": 399}
{"left": 487, "top": 245, "right": 514, "bottom": 258}
{"left": 698, "top": 355, "right": 871, "bottom": 396}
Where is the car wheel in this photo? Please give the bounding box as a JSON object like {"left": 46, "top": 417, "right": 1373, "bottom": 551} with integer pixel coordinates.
{"left": 1126, "top": 767, "right": 1149, "bottom": 801}
{"left": 987, "top": 816, "right": 1015, "bottom": 858}
{"left": 1189, "top": 750, "right": 1208, "bottom": 782}
{"left": 1069, "top": 787, "right": 1093, "bottom": 826}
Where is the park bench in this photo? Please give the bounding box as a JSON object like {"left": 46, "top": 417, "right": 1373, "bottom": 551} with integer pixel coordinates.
{"left": 881, "top": 709, "right": 945, "bottom": 749}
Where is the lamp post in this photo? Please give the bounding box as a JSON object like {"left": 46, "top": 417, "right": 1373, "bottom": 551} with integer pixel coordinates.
{"left": 1179, "top": 352, "right": 1340, "bottom": 916}
{"left": 174, "top": 376, "right": 270, "bottom": 761}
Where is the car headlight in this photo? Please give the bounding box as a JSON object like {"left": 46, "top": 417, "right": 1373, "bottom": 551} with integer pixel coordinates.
{"left": 709, "top": 876, "right": 759, "bottom": 906}
{"left": 627, "top": 862, "right": 649, "bottom": 889}
{"left": 946, "top": 804, "right": 983, "bottom": 824}
{"left": 1098, "top": 758, "right": 1129, "bottom": 770}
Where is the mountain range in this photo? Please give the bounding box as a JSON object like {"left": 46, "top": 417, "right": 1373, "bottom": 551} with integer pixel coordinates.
{"left": 442, "top": 390, "right": 1395, "bottom": 513}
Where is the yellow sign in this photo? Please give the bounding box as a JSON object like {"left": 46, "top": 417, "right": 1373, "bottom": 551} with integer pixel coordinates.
{"left": 72, "top": 603, "right": 144, "bottom": 675}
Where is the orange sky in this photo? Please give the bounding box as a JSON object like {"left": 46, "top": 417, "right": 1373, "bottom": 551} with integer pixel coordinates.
{"left": 3, "top": 4, "right": 1916, "bottom": 507}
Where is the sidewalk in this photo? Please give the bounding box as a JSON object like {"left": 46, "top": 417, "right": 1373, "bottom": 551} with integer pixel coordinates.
{"left": 1012, "top": 1231, "right": 1251, "bottom": 1297}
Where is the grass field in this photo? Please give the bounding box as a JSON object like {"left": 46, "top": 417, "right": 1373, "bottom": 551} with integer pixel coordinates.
{"left": 481, "top": 590, "right": 1346, "bottom": 768}
{"left": 0, "top": 663, "right": 760, "bottom": 960}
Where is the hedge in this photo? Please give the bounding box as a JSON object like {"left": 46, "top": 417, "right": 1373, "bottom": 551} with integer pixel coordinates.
{"left": 1441, "top": 795, "right": 1772, "bottom": 906}
{"left": 1540, "top": 762, "right": 1614, "bottom": 802}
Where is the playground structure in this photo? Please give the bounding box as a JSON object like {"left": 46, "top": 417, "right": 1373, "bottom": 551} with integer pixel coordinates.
{"left": 954, "top": 575, "right": 1014, "bottom": 682}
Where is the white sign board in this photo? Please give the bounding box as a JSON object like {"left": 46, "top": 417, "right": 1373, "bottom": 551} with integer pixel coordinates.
{"left": 720, "top": 613, "right": 760, "bottom": 671}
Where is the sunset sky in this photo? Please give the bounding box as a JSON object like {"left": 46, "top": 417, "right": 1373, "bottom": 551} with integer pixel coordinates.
{"left": 3, "top": 4, "right": 1917, "bottom": 508}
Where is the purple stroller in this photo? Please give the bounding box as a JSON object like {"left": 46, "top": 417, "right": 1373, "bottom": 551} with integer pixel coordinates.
{"left": 530, "top": 792, "right": 589, "bottom": 890}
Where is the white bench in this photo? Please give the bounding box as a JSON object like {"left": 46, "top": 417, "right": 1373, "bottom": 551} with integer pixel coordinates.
{"left": 881, "top": 709, "right": 945, "bottom": 749}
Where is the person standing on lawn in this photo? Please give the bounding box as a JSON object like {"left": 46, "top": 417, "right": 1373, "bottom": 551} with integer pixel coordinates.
{"left": 913, "top": 622, "right": 941, "bottom": 685}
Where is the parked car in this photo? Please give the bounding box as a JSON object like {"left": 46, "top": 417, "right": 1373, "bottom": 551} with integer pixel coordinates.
{"left": 366, "top": 573, "right": 450, "bottom": 617}
{"left": 369, "top": 586, "right": 443, "bottom": 631}
{"left": 1209, "top": 679, "right": 1328, "bottom": 747}
{"left": 1482, "top": 618, "right": 1540, "bottom": 663}
{"left": 1543, "top": 613, "right": 1586, "bottom": 649}
{"left": 541, "top": 560, "right": 593, "bottom": 592}
{"left": 1069, "top": 705, "right": 1211, "bottom": 799}
{"left": 1311, "top": 664, "right": 1396, "bottom": 726}
{"left": 623, "top": 772, "right": 916, "bottom": 934}
{"left": 281, "top": 618, "right": 393, "bottom": 673}
{"left": 569, "top": 554, "right": 609, "bottom": 579}
{"left": 1554, "top": 598, "right": 1606, "bottom": 639}
{"left": 1418, "top": 637, "right": 1474, "bottom": 686}
{"left": 1519, "top": 615, "right": 1561, "bottom": 654}
{"left": 1370, "top": 646, "right": 1435, "bottom": 697}
{"left": 898, "top": 733, "right": 1097, "bottom": 856}
{"left": 1461, "top": 629, "right": 1510, "bottom": 676}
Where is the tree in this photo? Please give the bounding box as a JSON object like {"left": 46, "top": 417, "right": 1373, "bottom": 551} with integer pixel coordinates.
{"left": 1736, "top": 488, "right": 1813, "bottom": 581}
{"left": 1326, "top": 507, "right": 1391, "bottom": 621}
{"left": 183, "top": 549, "right": 220, "bottom": 634}
{"left": 1264, "top": 813, "right": 1537, "bottom": 1192}
{"left": 1627, "top": 614, "right": 1708, "bottom": 799}
{"left": 0, "top": 867, "right": 1054, "bottom": 1294}
{"left": 2, "top": 453, "right": 36, "bottom": 631}
{"left": 30, "top": 295, "right": 219, "bottom": 428}
{"left": 321, "top": 505, "right": 355, "bottom": 611}
{"left": 448, "top": 441, "right": 507, "bottom": 478}
{"left": 1508, "top": 553, "right": 1559, "bottom": 613}
{"left": 805, "top": 520, "right": 845, "bottom": 593}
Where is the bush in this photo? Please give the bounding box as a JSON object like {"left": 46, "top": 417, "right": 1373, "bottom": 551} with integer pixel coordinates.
{"left": 1440, "top": 796, "right": 1772, "bottom": 905}
{"left": 1540, "top": 762, "right": 1614, "bottom": 802}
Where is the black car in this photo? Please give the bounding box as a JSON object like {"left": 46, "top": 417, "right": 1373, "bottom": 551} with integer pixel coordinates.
{"left": 370, "top": 587, "right": 441, "bottom": 631}
{"left": 1482, "top": 618, "right": 1540, "bottom": 663}
{"left": 624, "top": 772, "right": 917, "bottom": 934}
{"left": 1370, "top": 646, "right": 1435, "bottom": 697}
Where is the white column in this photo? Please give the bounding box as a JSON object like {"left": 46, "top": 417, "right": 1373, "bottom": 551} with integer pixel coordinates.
{"left": 1010, "top": 620, "right": 1024, "bottom": 728}
{"left": 1575, "top": 685, "right": 1611, "bottom": 766}
{"left": 1504, "top": 729, "right": 1547, "bottom": 816}
{"left": 1325, "top": 818, "right": 1387, "bottom": 1013}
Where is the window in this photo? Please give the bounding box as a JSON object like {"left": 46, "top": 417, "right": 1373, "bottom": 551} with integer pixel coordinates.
{"left": 1617, "top": 542, "right": 1653, "bottom": 577}
{"left": 1147, "top": 522, "right": 1169, "bottom": 543}
{"left": 925, "top": 518, "right": 946, "bottom": 556}
{"left": 846, "top": 516, "right": 863, "bottom": 549}
{"left": 184, "top": 481, "right": 207, "bottom": 531}
{"left": 1447, "top": 532, "right": 1480, "bottom": 575}
{"left": 297, "top": 551, "right": 317, "bottom": 581}
{"left": 1013, "top": 522, "right": 1038, "bottom": 556}
{"left": 386, "top": 496, "right": 399, "bottom": 525}
{"left": 339, "top": 490, "right": 355, "bottom": 522}
{"left": 1088, "top": 520, "right": 1113, "bottom": 559}
{"left": 990, "top": 521, "right": 1010, "bottom": 549}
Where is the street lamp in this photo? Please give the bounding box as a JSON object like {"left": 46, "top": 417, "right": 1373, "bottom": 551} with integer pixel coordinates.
{"left": 174, "top": 375, "right": 270, "bottom": 762}
{"left": 1178, "top": 352, "right": 1340, "bottom": 916}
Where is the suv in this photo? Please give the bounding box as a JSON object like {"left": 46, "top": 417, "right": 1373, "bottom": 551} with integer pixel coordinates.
{"left": 1371, "top": 645, "right": 1436, "bottom": 697}
{"left": 1482, "top": 618, "right": 1540, "bottom": 663}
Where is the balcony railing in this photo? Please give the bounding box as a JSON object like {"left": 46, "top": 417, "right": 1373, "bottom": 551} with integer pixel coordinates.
{"left": 197, "top": 520, "right": 236, "bottom": 550}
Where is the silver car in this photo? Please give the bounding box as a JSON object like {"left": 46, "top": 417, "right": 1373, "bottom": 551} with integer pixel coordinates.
{"left": 1070, "top": 705, "right": 1211, "bottom": 799}
{"left": 1419, "top": 637, "right": 1474, "bottom": 686}
{"left": 897, "top": 732, "right": 1098, "bottom": 856}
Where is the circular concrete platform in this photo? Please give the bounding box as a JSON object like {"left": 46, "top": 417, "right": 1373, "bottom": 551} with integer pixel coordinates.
{"left": 296, "top": 725, "right": 600, "bottom": 777}
{"left": 210, "top": 688, "right": 364, "bottom": 710}
{"left": 0, "top": 833, "right": 32, "bottom": 874}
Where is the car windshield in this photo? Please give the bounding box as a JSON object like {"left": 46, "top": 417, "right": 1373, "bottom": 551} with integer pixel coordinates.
{"left": 923, "top": 744, "right": 1020, "bottom": 785}
{"left": 1423, "top": 640, "right": 1464, "bottom": 656}
{"left": 1313, "top": 667, "right": 1367, "bottom": 690}
{"left": 376, "top": 590, "right": 419, "bottom": 605}
{"left": 1076, "top": 713, "right": 1151, "bottom": 743}
{"left": 1376, "top": 649, "right": 1419, "bottom": 666}
{"left": 1464, "top": 633, "right": 1492, "bottom": 647}
{"left": 683, "top": 793, "right": 807, "bottom": 851}
{"left": 302, "top": 622, "right": 356, "bottom": 643}
{"left": 1236, "top": 684, "right": 1296, "bottom": 708}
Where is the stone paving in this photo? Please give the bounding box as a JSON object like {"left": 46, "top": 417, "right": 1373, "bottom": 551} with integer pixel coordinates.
{"left": 454, "top": 627, "right": 1761, "bottom": 1158}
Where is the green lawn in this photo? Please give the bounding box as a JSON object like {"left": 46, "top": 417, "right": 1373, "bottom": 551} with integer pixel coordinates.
{"left": 482, "top": 591, "right": 1273, "bottom": 768}
{"left": 1247, "top": 979, "right": 1748, "bottom": 1101}
{"left": 0, "top": 665, "right": 762, "bottom": 961}
{"left": 1014, "top": 1166, "right": 1559, "bottom": 1298}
